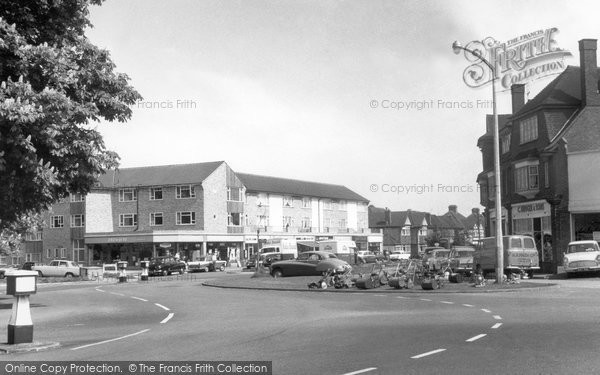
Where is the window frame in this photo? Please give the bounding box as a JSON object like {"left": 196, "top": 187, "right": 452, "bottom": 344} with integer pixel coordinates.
{"left": 176, "top": 185, "right": 196, "bottom": 199}
{"left": 50, "top": 215, "right": 64, "bottom": 228}
{"left": 119, "top": 213, "right": 138, "bottom": 227}
{"left": 176, "top": 211, "right": 196, "bottom": 225}
{"left": 150, "top": 212, "right": 164, "bottom": 226}
{"left": 149, "top": 187, "right": 163, "bottom": 201}
{"left": 119, "top": 188, "right": 138, "bottom": 202}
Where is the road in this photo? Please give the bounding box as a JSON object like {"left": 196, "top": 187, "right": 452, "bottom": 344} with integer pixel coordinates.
{"left": 1, "top": 273, "right": 600, "bottom": 374}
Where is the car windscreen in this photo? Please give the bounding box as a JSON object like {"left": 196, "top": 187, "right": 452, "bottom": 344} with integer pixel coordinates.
{"left": 568, "top": 244, "right": 599, "bottom": 253}
{"left": 435, "top": 251, "right": 450, "bottom": 257}
{"left": 456, "top": 251, "right": 473, "bottom": 257}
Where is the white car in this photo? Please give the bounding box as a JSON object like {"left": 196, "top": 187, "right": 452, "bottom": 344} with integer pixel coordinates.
{"left": 389, "top": 251, "right": 410, "bottom": 261}
{"left": 563, "top": 240, "right": 600, "bottom": 277}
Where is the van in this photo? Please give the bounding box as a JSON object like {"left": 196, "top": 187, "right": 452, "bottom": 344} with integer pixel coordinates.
{"left": 473, "top": 235, "right": 540, "bottom": 278}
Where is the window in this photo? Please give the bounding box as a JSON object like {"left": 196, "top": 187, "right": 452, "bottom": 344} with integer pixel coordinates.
{"left": 119, "top": 214, "right": 138, "bottom": 227}
{"left": 257, "top": 193, "right": 269, "bottom": 207}
{"left": 513, "top": 218, "right": 533, "bottom": 234}
{"left": 25, "top": 232, "right": 42, "bottom": 241}
{"left": 176, "top": 185, "right": 195, "bottom": 199}
{"left": 70, "top": 193, "right": 85, "bottom": 202}
{"left": 338, "top": 219, "right": 347, "bottom": 229}
{"left": 283, "top": 196, "right": 293, "bottom": 207}
{"left": 324, "top": 218, "right": 331, "bottom": 228}
{"left": 51, "top": 215, "right": 64, "bottom": 228}
{"left": 401, "top": 226, "right": 410, "bottom": 236}
{"left": 150, "top": 212, "right": 163, "bottom": 226}
{"left": 283, "top": 216, "right": 293, "bottom": 230}
{"left": 323, "top": 200, "right": 332, "bottom": 210}
{"left": 119, "top": 188, "right": 137, "bottom": 202}
{"left": 150, "top": 187, "right": 163, "bottom": 200}
{"left": 501, "top": 133, "right": 511, "bottom": 154}
{"left": 227, "top": 187, "right": 242, "bottom": 202}
{"left": 46, "top": 249, "right": 52, "bottom": 258}
{"left": 519, "top": 116, "right": 538, "bottom": 144}
{"left": 515, "top": 165, "right": 539, "bottom": 192}
{"left": 60, "top": 248, "right": 66, "bottom": 258}
{"left": 73, "top": 240, "right": 85, "bottom": 263}
{"left": 301, "top": 217, "right": 311, "bottom": 228}
{"left": 339, "top": 200, "right": 347, "bottom": 211}
{"left": 176, "top": 211, "right": 196, "bottom": 225}
{"left": 302, "top": 197, "right": 311, "bottom": 208}
{"left": 70, "top": 214, "right": 85, "bottom": 228}
{"left": 228, "top": 213, "right": 241, "bottom": 226}
{"left": 419, "top": 227, "right": 428, "bottom": 237}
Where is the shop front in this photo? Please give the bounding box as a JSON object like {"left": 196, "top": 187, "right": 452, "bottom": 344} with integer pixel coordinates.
{"left": 511, "top": 200, "right": 553, "bottom": 273}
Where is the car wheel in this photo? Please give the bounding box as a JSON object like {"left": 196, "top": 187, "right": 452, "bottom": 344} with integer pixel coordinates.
{"left": 65, "top": 273, "right": 74, "bottom": 279}
{"left": 162, "top": 270, "right": 168, "bottom": 276}
{"left": 272, "top": 269, "right": 283, "bottom": 278}
{"left": 37, "top": 271, "right": 43, "bottom": 277}
{"left": 219, "top": 265, "right": 225, "bottom": 272}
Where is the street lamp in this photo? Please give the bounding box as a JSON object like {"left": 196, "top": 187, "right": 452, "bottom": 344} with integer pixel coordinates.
{"left": 452, "top": 40, "right": 504, "bottom": 284}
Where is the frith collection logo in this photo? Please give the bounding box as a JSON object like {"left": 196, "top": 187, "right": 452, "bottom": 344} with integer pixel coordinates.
{"left": 459, "top": 28, "right": 572, "bottom": 89}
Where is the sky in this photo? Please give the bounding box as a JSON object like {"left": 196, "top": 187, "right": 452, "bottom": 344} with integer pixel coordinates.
{"left": 85, "top": 0, "right": 600, "bottom": 216}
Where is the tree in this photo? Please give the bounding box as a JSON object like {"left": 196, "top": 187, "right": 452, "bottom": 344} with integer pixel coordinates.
{"left": 0, "top": 0, "right": 141, "bottom": 232}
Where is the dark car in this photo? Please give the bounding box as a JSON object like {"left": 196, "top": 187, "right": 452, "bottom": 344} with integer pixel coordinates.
{"left": 148, "top": 256, "right": 187, "bottom": 276}
{"left": 422, "top": 247, "right": 451, "bottom": 271}
{"left": 269, "top": 251, "right": 341, "bottom": 278}
{"left": 449, "top": 246, "right": 475, "bottom": 275}
{"left": 245, "top": 256, "right": 257, "bottom": 269}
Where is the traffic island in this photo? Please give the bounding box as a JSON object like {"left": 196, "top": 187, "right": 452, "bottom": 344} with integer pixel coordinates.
{"left": 0, "top": 341, "right": 60, "bottom": 354}
{"left": 202, "top": 273, "right": 557, "bottom": 293}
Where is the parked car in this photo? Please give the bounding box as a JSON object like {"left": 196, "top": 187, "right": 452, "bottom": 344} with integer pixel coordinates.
{"left": 0, "top": 264, "right": 15, "bottom": 279}
{"left": 563, "top": 240, "right": 600, "bottom": 277}
{"left": 32, "top": 260, "right": 81, "bottom": 278}
{"left": 187, "top": 256, "right": 227, "bottom": 272}
{"left": 422, "top": 248, "right": 451, "bottom": 271}
{"left": 356, "top": 251, "right": 377, "bottom": 264}
{"left": 257, "top": 252, "right": 283, "bottom": 268}
{"left": 245, "top": 255, "right": 256, "bottom": 269}
{"left": 449, "top": 246, "right": 475, "bottom": 275}
{"left": 389, "top": 251, "right": 411, "bottom": 261}
{"left": 21, "top": 261, "right": 42, "bottom": 270}
{"left": 270, "top": 251, "right": 343, "bottom": 278}
{"left": 148, "top": 256, "right": 187, "bottom": 276}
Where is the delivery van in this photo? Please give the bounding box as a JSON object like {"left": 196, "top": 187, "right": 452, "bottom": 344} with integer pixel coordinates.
{"left": 473, "top": 235, "right": 540, "bottom": 278}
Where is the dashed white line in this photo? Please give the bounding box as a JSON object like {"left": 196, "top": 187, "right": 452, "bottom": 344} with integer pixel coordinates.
{"left": 341, "top": 368, "right": 377, "bottom": 375}
{"left": 161, "top": 313, "right": 174, "bottom": 324}
{"left": 466, "top": 334, "right": 487, "bottom": 342}
{"left": 493, "top": 315, "right": 502, "bottom": 320}
{"left": 155, "top": 303, "right": 170, "bottom": 311}
{"left": 491, "top": 323, "right": 503, "bottom": 329}
{"left": 440, "top": 301, "right": 454, "bottom": 304}
{"left": 419, "top": 298, "right": 432, "bottom": 302}
{"left": 462, "top": 304, "right": 473, "bottom": 307}
{"left": 481, "top": 308, "right": 492, "bottom": 313}
{"left": 131, "top": 296, "right": 148, "bottom": 302}
{"left": 411, "top": 349, "right": 446, "bottom": 359}
{"left": 95, "top": 288, "right": 105, "bottom": 293}
{"left": 71, "top": 329, "right": 150, "bottom": 351}
{"left": 396, "top": 296, "right": 408, "bottom": 299}
{"left": 110, "top": 292, "right": 125, "bottom": 296}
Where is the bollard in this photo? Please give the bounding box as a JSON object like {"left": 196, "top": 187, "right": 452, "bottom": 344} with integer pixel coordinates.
{"left": 6, "top": 270, "right": 38, "bottom": 344}
{"left": 140, "top": 261, "right": 149, "bottom": 281}
{"left": 117, "top": 261, "right": 128, "bottom": 283}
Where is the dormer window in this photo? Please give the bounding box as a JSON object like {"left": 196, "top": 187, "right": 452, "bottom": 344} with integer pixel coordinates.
{"left": 519, "top": 116, "right": 538, "bottom": 144}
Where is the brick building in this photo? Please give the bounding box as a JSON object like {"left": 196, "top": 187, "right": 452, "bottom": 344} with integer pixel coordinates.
{"left": 23, "top": 161, "right": 381, "bottom": 266}
{"left": 477, "top": 39, "right": 600, "bottom": 273}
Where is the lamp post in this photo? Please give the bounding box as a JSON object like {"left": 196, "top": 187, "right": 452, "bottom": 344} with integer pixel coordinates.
{"left": 452, "top": 41, "right": 504, "bottom": 284}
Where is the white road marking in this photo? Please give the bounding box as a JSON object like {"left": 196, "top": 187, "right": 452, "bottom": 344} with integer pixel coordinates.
{"left": 71, "top": 329, "right": 150, "bottom": 351}
{"left": 341, "top": 368, "right": 378, "bottom": 375}
{"left": 462, "top": 304, "right": 473, "bottom": 307}
{"left": 374, "top": 294, "right": 385, "bottom": 297}
{"left": 481, "top": 308, "right": 492, "bottom": 313}
{"left": 396, "top": 296, "right": 408, "bottom": 299}
{"left": 440, "top": 301, "right": 454, "bottom": 304}
{"left": 131, "top": 296, "right": 148, "bottom": 302}
{"left": 493, "top": 315, "right": 502, "bottom": 320}
{"left": 95, "top": 288, "right": 105, "bottom": 293}
{"left": 155, "top": 303, "right": 170, "bottom": 311}
{"left": 466, "top": 334, "right": 487, "bottom": 342}
{"left": 411, "top": 348, "right": 446, "bottom": 359}
{"left": 491, "top": 323, "right": 503, "bottom": 329}
{"left": 161, "top": 313, "right": 174, "bottom": 324}
{"left": 419, "top": 298, "right": 432, "bottom": 302}
{"left": 110, "top": 292, "right": 125, "bottom": 296}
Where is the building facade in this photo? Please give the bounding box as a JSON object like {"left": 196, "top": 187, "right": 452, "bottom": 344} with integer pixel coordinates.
{"left": 477, "top": 39, "right": 600, "bottom": 273}
{"left": 24, "top": 161, "right": 382, "bottom": 265}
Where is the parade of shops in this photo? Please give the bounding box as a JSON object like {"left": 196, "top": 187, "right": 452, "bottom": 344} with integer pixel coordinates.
{"left": 23, "top": 161, "right": 382, "bottom": 266}
{"left": 477, "top": 39, "right": 600, "bottom": 273}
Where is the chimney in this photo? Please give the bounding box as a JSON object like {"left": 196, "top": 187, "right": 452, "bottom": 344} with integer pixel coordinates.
{"left": 511, "top": 84, "right": 526, "bottom": 114}
{"left": 448, "top": 205, "right": 458, "bottom": 214}
{"left": 579, "top": 39, "right": 600, "bottom": 107}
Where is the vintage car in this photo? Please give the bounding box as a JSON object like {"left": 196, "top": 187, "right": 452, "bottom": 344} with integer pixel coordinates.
{"left": 187, "top": 256, "right": 227, "bottom": 272}
{"left": 269, "top": 251, "right": 343, "bottom": 278}
{"left": 148, "top": 256, "right": 187, "bottom": 276}
{"left": 356, "top": 251, "right": 377, "bottom": 264}
{"left": 449, "top": 246, "right": 475, "bottom": 275}
{"left": 563, "top": 240, "right": 600, "bottom": 277}
{"left": 32, "top": 260, "right": 81, "bottom": 278}
{"left": 389, "top": 251, "right": 411, "bottom": 261}
{"left": 422, "top": 248, "right": 451, "bottom": 271}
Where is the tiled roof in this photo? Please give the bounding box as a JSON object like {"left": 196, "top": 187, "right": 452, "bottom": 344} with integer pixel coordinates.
{"left": 515, "top": 66, "right": 600, "bottom": 118}
{"left": 95, "top": 161, "right": 225, "bottom": 188}
{"left": 463, "top": 212, "right": 485, "bottom": 229}
{"left": 237, "top": 173, "right": 369, "bottom": 202}
{"left": 368, "top": 206, "right": 430, "bottom": 228}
